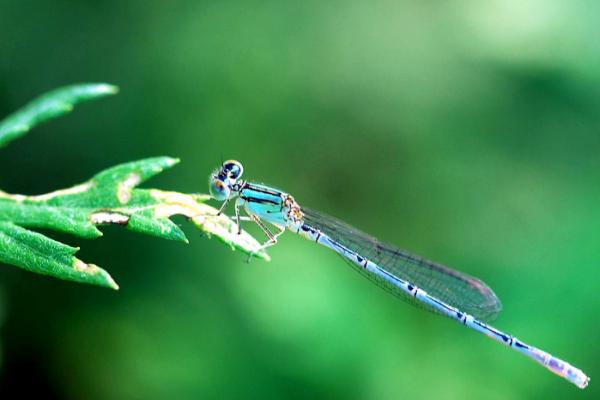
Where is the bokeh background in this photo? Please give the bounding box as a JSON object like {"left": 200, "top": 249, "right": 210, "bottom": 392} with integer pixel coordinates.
{"left": 0, "top": 1, "right": 599, "bottom": 399}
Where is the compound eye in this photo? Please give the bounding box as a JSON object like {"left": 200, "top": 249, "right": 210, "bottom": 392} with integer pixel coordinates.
{"left": 209, "top": 178, "right": 231, "bottom": 201}
{"left": 222, "top": 160, "right": 244, "bottom": 180}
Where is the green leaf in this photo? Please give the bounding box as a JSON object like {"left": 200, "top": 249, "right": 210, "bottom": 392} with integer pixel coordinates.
{"left": 0, "top": 83, "right": 118, "bottom": 148}
{"left": 0, "top": 84, "right": 270, "bottom": 290}
{"left": 0, "top": 157, "right": 180, "bottom": 239}
{"left": 0, "top": 222, "right": 118, "bottom": 289}
{"left": 0, "top": 158, "right": 270, "bottom": 288}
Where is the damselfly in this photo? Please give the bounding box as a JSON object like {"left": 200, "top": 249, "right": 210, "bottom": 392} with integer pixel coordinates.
{"left": 209, "top": 160, "right": 589, "bottom": 389}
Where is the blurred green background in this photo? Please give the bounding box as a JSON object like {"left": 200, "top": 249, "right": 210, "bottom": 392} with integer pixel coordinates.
{"left": 0, "top": 1, "right": 599, "bottom": 399}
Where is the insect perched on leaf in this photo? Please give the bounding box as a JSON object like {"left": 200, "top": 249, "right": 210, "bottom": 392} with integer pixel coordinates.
{"left": 209, "top": 160, "right": 589, "bottom": 389}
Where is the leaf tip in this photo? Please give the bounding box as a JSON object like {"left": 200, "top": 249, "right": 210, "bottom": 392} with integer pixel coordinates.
{"left": 107, "top": 276, "right": 120, "bottom": 290}
{"left": 171, "top": 226, "right": 189, "bottom": 243}
{"left": 166, "top": 157, "right": 180, "bottom": 167}
{"left": 259, "top": 253, "right": 271, "bottom": 262}
{"left": 97, "top": 83, "right": 119, "bottom": 95}
{"left": 72, "top": 259, "right": 119, "bottom": 290}
{"left": 182, "top": 237, "right": 190, "bottom": 244}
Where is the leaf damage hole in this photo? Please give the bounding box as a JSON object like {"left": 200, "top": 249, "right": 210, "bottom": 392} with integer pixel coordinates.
{"left": 91, "top": 211, "right": 130, "bottom": 225}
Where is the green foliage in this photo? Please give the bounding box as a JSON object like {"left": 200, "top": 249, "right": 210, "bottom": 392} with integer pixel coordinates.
{"left": 0, "top": 84, "right": 268, "bottom": 289}
{"left": 0, "top": 83, "right": 117, "bottom": 148}
{"left": 0, "top": 221, "right": 118, "bottom": 289}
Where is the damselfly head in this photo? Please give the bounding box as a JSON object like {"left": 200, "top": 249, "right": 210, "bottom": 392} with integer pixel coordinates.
{"left": 209, "top": 160, "right": 244, "bottom": 200}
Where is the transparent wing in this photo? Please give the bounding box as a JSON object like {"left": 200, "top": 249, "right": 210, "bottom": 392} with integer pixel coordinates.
{"left": 303, "top": 208, "right": 502, "bottom": 322}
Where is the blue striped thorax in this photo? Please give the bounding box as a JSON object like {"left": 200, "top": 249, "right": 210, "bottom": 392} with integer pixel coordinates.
{"left": 239, "top": 183, "right": 304, "bottom": 228}
{"left": 209, "top": 160, "right": 304, "bottom": 229}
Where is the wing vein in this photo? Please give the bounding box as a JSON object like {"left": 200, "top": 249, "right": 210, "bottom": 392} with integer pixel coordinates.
{"left": 303, "top": 207, "right": 502, "bottom": 322}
